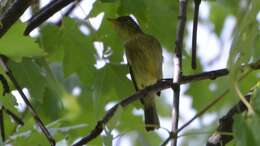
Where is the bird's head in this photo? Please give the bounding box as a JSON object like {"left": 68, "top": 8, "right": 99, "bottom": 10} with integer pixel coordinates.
{"left": 108, "top": 16, "right": 142, "bottom": 41}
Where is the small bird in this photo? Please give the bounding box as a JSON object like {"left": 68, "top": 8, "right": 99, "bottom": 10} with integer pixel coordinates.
{"left": 108, "top": 16, "right": 162, "bottom": 131}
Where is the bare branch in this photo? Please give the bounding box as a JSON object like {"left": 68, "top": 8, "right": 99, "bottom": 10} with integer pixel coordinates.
{"left": 3, "top": 107, "right": 24, "bottom": 126}
{"left": 0, "top": 0, "right": 32, "bottom": 38}
{"left": 0, "top": 56, "right": 56, "bottom": 146}
{"left": 172, "top": 0, "right": 188, "bottom": 145}
{"left": 72, "top": 67, "right": 229, "bottom": 146}
{"left": 206, "top": 92, "right": 251, "bottom": 146}
{"left": 56, "top": 1, "right": 80, "bottom": 26}
{"left": 161, "top": 90, "right": 229, "bottom": 146}
{"left": 24, "top": 0, "right": 76, "bottom": 35}
{"left": 0, "top": 105, "right": 24, "bottom": 143}
{"left": 191, "top": 0, "right": 201, "bottom": 69}
{"left": 161, "top": 60, "right": 259, "bottom": 146}
{"left": 0, "top": 74, "right": 10, "bottom": 96}
{"left": 0, "top": 107, "right": 5, "bottom": 141}
{"left": 181, "top": 69, "right": 229, "bottom": 83}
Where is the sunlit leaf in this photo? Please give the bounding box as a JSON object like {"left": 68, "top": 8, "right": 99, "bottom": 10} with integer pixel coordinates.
{"left": 0, "top": 21, "right": 45, "bottom": 62}
{"left": 233, "top": 115, "right": 257, "bottom": 146}
{"left": 38, "top": 24, "right": 63, "bottom": 61}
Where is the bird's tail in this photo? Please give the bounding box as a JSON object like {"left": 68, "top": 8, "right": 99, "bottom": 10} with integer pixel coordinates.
{"left": 143, "top": 93, "right": 160, "bottom": 131}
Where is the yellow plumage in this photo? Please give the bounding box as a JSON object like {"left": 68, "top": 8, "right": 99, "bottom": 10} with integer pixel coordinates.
{"left": 109, "top": 16, "right": 163, "bottom": 131}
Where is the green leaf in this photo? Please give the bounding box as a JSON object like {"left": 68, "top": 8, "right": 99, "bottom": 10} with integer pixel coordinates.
{"left": 118, "top": 0, "right": 146, "bottom": 20}
{"left": 210, "top": 2, "right": 229, "bottom": 36}
{"left": 0, "top": 21, "right": 45, "bottom": 62}
{"left": 101, "top": 0, "right": 118, "bottom": 2}
{"left": 89, "top": 64, "right": 133, "bottom": 112}
{"left": 228, "top": 0, "right": 259, "bottom": 80}
{"left": 249, "top": 115, "right": 260, "bottom": 144}
{"left": 253, "top": 32, "right": 260, "bottom": 61}
{"left": 0, "top": 93, "right": 17, "bottom": 106}
{"left": 94, "top": 16, "right": 124, "bottom": 62}
{"left": 38, "top": 24, "right": 63, "bottom": 61}
{"left": 9, "top": 58, "right": 47, "bottom": 103}
{"left": 89, "top": 0, "right": 119, "bottom": 17}
{"left": 139, "top": 0, "right": 178, "bottom": 50}
{"left": 60, "top": 18, "right": 96, "bottom": 82}
{"left": 233, "top": 115, "right": 257, "bottom": 146}
{"left": 36, "top": 88, "right": 63, "bottom": 120}
{"left": 186, "top": 80, "right": 213, "bottom": 110}
{"left": 252, "top": 84, "right": 260, "bottom": 115}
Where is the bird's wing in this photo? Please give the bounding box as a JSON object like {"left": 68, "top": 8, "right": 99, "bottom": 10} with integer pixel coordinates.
{"left": 125, "top": 34, "right": 163, "bottom": 95}
{"left": 128, "top": 63, "right": 139, "bottom": 91}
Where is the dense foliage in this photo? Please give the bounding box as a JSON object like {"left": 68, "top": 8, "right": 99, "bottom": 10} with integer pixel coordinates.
{"left": 0, "top": 0, "right": 259, "bottom": 145}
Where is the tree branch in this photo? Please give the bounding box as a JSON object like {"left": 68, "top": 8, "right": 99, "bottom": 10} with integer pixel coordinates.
{"left": 0, "top": 57, "right": 55, "bottom": 146}
{"left": 161, "top": 60, "right": 259, "bottom": 146}
{"left": 56, "top": 1, "right": 80, "bottom": 26}
{"left": 2, "top": 107, "right": 24, "bottom": 126}
{"left": 161, "top": 89, "right": 229, "bottom": 146}
{"left": 0, "top": 105, "right": 24, "bottom": 143}
{"left": 24, "top": 0, "right": 76, "bottom": 35}
{"left": 191, "top": 0, "right": 201, "bottom": 69}
{"left": 0, "top": 0, "right": 32, "bottom": 38}
{"left": 72, "top": 67, "right": 229, "bottom": 146}
{"left": 172, "top": 0, "right": 188, "bottom": 145}
{"left": 0, "top": 107, "right": 5, "bottom": 142}
{"left": 206, "top": 92, "right": 251, "bottom": 146}
{"left": 0, "top": 74, "right": 10, "bottom": 96}
{"left": 181, "top": 69, "right": 229, "bottom": 83}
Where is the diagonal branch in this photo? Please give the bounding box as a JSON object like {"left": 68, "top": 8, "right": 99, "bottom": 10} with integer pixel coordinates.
{"left": 0, "top": 56, "right": 56, "bottom": 146}
{"left": 0, "top": 105, "right": 24, "bottom": 143}
{"left": 72, "top": 61, "right": 259, "bottom": 146}
{"left": 73, "top": 80, "right": 173, "bottom": 146}
{"left": 2, "top": 107, "right": 24, "bottom": 126}
{"left": 24, "top": 0, "right": 76, "bottom": 35}
{"left": 56, "top": 1, "right": 81, "bottom": 26}
{"left": 206, "top": 92, "right": 251, "bottom": 146}
{"left": 161, "top": 89, "right": 229, "bottom": 146}
{"left": 0, "top": 0, "right": 32, "bottom": 38}
{"left": 161, "top": 60, "right": 259, "bottom": 146}
{"left": 72, "top": 67, "right": 229, "bottom": 146}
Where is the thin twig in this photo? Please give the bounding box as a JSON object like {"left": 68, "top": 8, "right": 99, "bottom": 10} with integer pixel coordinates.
{"left": 24, "top": 0, "right": 76, "bottom": 35}
{"left": 0, "top": 74, "right": 10, "bottom": 96}
{"left": 191, "top": 0, "right": 201, "bottom": 69}
{"left": 0, "top": 57, "right": 55, "bottom": 146}
{"left": 161, "top": 61, "right": 259, "bottom": 146}
{"left": 72, "top": 68, "right": 230, "bottom": 145}
{"left": 10, "top": 108, "right": 28, "bottom": 137}
{"left": 0, "top": 107, "right": 5, "bottom": 141}
{"left": 172, "top": 0, "right": 188, "bottom": 145}
{"left": 161, "top": 90, "right": 229, "bottom": 146}
{"left": 56, "top": 1, "right": 80, "bottom": 26}
{"left": 181, "top": 69, "right": 229, "bottom": 83}
{"left": 72, "top": 61, "right": 259, "bottom": 145}
{"left": 0, "top": 105, "right": 24, "bottom": 143}
{"left": 178, "top": 90, "right": 229, "bottom": 133}
{"left": 206, "top": 92, "right": 251, "bottom": 146}
{"left": 3, "top": 107, "right": 24, "bottom": 126}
